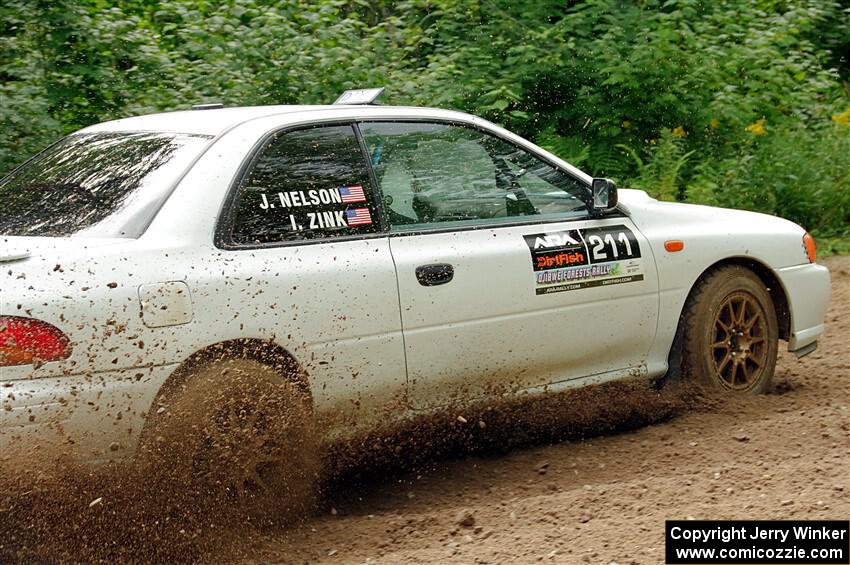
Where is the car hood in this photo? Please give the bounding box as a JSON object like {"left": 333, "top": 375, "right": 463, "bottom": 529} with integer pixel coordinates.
{"left": 0, "top": 236, "right": 130, "bottom": 263}
{"left": 617, "top": 189, "right": 805, "bottom": 234}
{"left": 616, "top": 189, "right": 809, "bottom": 268}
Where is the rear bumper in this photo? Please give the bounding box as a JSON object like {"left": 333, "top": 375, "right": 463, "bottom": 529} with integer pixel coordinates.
{"left": 0, "top": 364, "right": 175, "bottom": 461}
{"left": 774, "top": 262, "right": 831, "bottom": 352}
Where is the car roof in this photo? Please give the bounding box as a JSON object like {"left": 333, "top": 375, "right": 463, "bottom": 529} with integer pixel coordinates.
{"left": 79, "top": 104, "right": 593, "bottom": 184}
{"left": 78, "top": 104, "right": 475, "bottom": 137}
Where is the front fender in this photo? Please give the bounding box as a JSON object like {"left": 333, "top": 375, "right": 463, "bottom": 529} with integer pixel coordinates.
{"left": 619, "top": 193, "right": 822, "bottom": 376}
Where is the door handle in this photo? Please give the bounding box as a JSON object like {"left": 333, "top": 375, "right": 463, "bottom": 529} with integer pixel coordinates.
{"left": 415, "top": 263, "right": 454, "bottom": 286}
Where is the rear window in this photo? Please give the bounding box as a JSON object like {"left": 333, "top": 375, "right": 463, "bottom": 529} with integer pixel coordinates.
{"left": 0, "top": 132, "right": 211, "bottom": 237}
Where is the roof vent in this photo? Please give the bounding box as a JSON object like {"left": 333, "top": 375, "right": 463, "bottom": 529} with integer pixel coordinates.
{"left": 333, "top": 88, "right": 385, "bottom": 105}
{"left": 191, "top": 103, "right": 224, "bottom": 111}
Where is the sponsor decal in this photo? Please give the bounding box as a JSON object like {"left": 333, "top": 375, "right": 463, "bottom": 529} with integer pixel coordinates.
{"left": 530, "top": 231, "right": 582, "bottom": 249}
{"left": 535, "top": 251, "right": 586, "bottom": 270}
{"left": 536, "top": 262, "right": 617, "bottom": 284}
{"left": 524, "top": 225, "right": 644, "bottom": 294}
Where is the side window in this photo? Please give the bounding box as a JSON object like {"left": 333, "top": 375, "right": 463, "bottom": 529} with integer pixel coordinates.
{"left": 359, "top": 122, "right": 588, "bottom": 231}
{"left": 228, "top": 124, "right": 379, "bottom": 245}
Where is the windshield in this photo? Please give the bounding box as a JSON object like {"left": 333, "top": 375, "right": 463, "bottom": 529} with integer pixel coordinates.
{"left": 0, "top": 131, "right": 211, "bottom": 237}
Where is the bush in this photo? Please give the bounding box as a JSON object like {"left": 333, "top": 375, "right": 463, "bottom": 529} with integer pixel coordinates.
{"left": 0, "top": 0, "right": 848, "bottom": 238}
{"left": 684, "top": 122, "right": 850, "bottom": 237}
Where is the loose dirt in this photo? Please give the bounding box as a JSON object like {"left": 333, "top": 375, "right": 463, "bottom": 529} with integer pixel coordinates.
{"left": 0, "top": 257, "right": 846, "bottom": 564}
{"left": 0, "top": 360, "right": 319, "bottom": 564}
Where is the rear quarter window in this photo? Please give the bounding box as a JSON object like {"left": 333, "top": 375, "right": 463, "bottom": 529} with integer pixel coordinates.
{"left": 224, "top": 124, "right": 380, "bottom": 246}
{"left": 0, "top": 132, "right": 211, "bottom": 238}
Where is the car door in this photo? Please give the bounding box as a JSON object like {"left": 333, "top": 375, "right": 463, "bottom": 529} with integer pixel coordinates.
{"left": 213, "top": 123, "right": 407, "bottom": 430}
{"left": 358, "top": 120, "right": 659, "bottom": 409}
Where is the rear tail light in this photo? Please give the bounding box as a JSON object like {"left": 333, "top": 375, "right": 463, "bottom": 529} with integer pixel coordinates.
{"left": 803, "top": 233, "right": 817, "bottom": 263}
{"left": 0, "top": 316, "right": 72, "bottom": 367}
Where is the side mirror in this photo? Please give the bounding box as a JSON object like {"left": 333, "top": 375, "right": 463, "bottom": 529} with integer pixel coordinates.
{"left": 590, "top": 178, "right": 618, "bottom": 214}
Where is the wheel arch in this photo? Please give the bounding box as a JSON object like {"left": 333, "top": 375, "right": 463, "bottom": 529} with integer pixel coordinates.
{"left": 665, "top": 256, "right": 790, "bottom": 381}
{"left": 151, "top": 338, "right": 313, "bottom": 411}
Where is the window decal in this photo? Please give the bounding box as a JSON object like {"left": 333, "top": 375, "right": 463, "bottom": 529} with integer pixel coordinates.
{"left": 346, "top": 207, "right": 373, "bottom": 226}
{"left": 339, "top": 185, "right": 366, "bottom": 203}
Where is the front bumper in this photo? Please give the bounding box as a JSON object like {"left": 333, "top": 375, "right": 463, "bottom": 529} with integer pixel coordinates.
{"left": 0, "top": 364, "right": 175, "bottom": 461}
{"left": 774, "top": 262, "right": 831, "bottom": 352}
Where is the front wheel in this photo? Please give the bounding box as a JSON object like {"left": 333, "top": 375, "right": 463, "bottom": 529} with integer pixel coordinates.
{"left": 681, "top": 266, "right": 778, "bottom": 393}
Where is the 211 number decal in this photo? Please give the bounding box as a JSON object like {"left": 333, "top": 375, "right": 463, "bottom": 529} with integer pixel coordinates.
{"left": 583, "top": 227, "right": 641, "bottom": 264}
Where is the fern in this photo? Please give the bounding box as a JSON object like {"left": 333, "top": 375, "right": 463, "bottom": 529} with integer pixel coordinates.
{"left": 535, "top": 126, "right": 590, "bottom": 167}
{"left": 617, "top": 131, "right": 694, "bottom": 201}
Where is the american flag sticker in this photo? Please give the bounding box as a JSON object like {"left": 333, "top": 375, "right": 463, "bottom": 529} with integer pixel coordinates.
{"left": 346, "top": 207, "right": 372, "bottom": 226}
{"left": 339, "top": 184, "right": 366, "bottom": 203}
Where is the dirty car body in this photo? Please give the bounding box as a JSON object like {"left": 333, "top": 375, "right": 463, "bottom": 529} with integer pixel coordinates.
{"left": 0, "top": 103, "right": 831, "bottom": 460}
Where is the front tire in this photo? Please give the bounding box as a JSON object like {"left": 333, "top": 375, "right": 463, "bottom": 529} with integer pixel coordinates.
{"left": 682, "top": 266, "right": 778, "bottom": 393}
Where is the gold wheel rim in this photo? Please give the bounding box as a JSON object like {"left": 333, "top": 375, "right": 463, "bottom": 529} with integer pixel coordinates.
{"left": 710, "top": 291, "right": 768, "bottom": 391}
{"left": 194, "top": 397, "right": 285, "bottom": 498}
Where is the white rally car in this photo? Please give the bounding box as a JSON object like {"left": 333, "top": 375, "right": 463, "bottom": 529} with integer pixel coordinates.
{"left": 0, "top": 90, "right": 830, "bottom": 487}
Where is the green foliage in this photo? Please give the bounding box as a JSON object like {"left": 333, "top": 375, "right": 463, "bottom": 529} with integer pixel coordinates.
{"left": 1, "top": 0, "right": 848, "bottom": 238}
{"left": 617, "top": 131, "right": 695, "bottom": 201}
{"left": 685, "top": 123, "right": 850, "bottom": 236}
{"left": 818, "top": 236, "right": 850, "bottom": 257}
